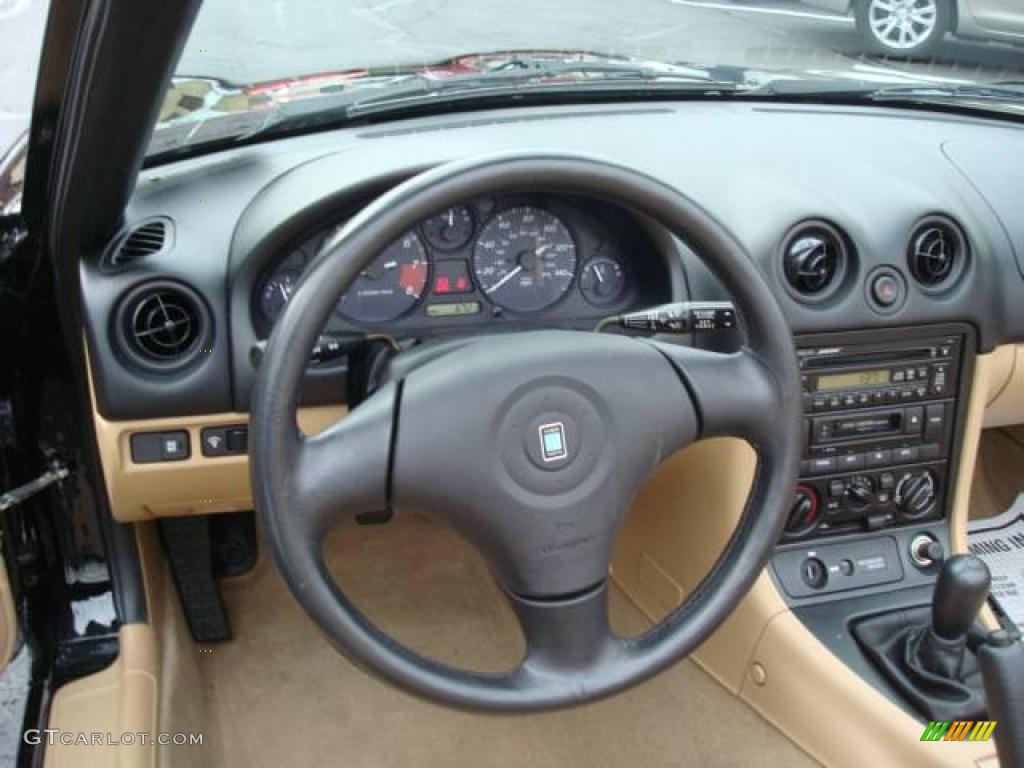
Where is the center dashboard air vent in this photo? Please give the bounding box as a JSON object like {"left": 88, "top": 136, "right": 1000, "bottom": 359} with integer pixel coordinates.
{"left": 907, "top": 216, "right": 967, "bottom": 292}
{"left": 103, "top": 217, "right": 173, "bottom": 270}
{"left": 780, "top": 220, "right": 850, "bottom": 302}
{"left": 114, "top": 281, "right": 210, "bottom": 371}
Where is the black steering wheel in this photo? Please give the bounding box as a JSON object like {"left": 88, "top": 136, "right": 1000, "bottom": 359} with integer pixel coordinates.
{"left": 250, "top": 153, "right": 802, "bottom": 712}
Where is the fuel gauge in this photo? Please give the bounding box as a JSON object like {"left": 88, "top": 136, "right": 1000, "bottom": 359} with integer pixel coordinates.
{"left": 579, "top": 257, "right": 626, "bottom": 306}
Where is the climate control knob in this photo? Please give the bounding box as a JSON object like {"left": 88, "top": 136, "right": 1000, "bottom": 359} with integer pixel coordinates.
{"left": 896, "top": 470, "right": 938, "bottom": 518}
{"left": 786, "top": 486, "right": 819, "bottom": 537}
{"left": 845, "top": 475, "right": 876, "bottom": 512}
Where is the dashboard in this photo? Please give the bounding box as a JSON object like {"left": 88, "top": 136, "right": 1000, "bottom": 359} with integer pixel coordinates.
{"left": 252, "top": 194, "right": 668, "bottom": 339}
{"left": 77, "top": 101, "right": 1024, "bottom": 426}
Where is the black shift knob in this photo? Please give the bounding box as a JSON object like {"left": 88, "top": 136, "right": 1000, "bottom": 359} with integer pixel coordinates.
{"left": 932, "top": 554, "right": 991, "bottom": 641}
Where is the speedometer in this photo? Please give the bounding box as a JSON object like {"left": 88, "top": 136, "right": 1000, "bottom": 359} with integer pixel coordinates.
{"left": 336, "top": 233, "right": 429, "bottom": 323}
{"left": 472, "top": 207, "right": 576, "bottom": 313}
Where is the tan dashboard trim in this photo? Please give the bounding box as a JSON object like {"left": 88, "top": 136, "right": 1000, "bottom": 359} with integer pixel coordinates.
{"left": 612, "top": 352, "right": 1000, "bottom": 767}
{"left": 86, "top": 343, "right": 345, "bottom": 521}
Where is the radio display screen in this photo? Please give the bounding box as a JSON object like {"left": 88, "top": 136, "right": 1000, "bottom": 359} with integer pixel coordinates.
{"left": 816, "top": 369, "right": 891, "bottom": 391}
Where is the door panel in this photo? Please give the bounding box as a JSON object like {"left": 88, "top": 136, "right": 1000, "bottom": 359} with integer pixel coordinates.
{"left": 966, "top": 0, "right": 1024, "bottom": 36}
{"left": 0, "top": 557, "right": 19, "bottom": 667}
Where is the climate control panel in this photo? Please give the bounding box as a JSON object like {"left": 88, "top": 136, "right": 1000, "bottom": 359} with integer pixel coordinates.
{"left": 785, "top": 464, "right": 946, "bottom": 539}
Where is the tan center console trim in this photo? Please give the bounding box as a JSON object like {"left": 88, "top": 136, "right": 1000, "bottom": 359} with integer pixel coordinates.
{"left": 612, "top": 352, "right": 1000, "bottom": 768}
{"left": 984, "top": 344, "right": 1024, "bottom": 428}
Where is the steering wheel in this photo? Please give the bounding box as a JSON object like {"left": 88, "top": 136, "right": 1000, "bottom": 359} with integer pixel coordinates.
{"left": 250, "top": 153, "right": 802, "bottom": 712}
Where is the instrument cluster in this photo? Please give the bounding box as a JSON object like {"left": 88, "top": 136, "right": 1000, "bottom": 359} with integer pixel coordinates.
{"left": 255, "top": 194, "right": 665, "bottom": 336}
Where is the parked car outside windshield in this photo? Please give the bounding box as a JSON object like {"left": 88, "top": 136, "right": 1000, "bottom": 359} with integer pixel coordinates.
{"left": 148, "top": 0, "right": 1024, "bottom": 159}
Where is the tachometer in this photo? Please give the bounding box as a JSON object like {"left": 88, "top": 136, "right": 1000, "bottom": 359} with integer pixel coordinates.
{"left": 472, "top": 207, "right": 576, "bottom": 313}
{"left": 336, "top": 233, "right": 429, "bottom": 323}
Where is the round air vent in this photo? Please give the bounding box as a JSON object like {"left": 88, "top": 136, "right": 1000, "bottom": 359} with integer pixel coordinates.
{"left": 115, "top": 281, "right": 209, "bottom": 371}
{"left": 907, "top": 216, "right": 967, "bottom": 292}
{"left": 780, "top": 221, "right": 850, "bottom": 302}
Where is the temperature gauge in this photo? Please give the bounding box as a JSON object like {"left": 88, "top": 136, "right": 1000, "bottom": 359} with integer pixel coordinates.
{"left": 579, "top": 257, "right": 626, "bottom": 306}
{"left": 260, "top": 268, "right": 302, "bottom": 322}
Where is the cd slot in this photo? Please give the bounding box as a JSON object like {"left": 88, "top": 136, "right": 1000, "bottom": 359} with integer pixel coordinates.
{"left": 801, "top": 346, "right": 935, "bottom": 369}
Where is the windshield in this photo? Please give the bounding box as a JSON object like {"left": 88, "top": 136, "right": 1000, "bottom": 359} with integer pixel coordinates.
{"left": 154, "top": 0, "right": 1024, "bottom": 157}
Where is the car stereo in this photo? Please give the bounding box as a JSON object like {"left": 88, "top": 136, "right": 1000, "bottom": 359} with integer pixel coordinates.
{"left": 784, "top": 331, "right": 964, "bottom": 540}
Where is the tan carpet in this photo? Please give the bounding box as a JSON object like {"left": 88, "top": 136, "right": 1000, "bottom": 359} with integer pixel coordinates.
{"left": 970, "top": 426, "right": 1024, "bottom": 520}
{"left": 198, "top": 513, "right": 815, "bottom": 768}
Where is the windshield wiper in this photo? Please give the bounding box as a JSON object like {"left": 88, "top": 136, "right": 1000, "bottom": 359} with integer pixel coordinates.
{"left": 745, "top": 78, "right": 1024, "bottom": 110}
{"left": 258, "top": 60, "right": 742, "bottom": 131}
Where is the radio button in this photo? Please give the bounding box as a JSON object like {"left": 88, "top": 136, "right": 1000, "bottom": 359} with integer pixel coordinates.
{"left": 866, "top": 449, "right": 893, "bottom": 468}
{"left": 828, "top": 395, "right": 842, "bottom": 410}
{"left": 843, "top": 394, "right": 858, "bottom": 408}
{"left": 829, "top": 479, "right": 846, "bottom": 497}
{"left": 895, "top": 446, "right": 919, "bottom": 463}
{"left": 893, "top": 370, "right": 906, "bottom": 382}
{"left": 904, "top": 406, "right": 923, "bottom": 434}
{"left": 899, "top": 388, "right": 915, "bottom": 401}
{"left": 879, "top": 472, "right": 896, "bottom": 490}
{"left": 839, "top": 453, "right": 864, "bottom": 471}
{"left": 919, "top": 443, "right": 941, "bottom": 461}
{"left": 809, "top": 457, "right": 837, "bottom": 475}
{"left": 857, "top": 392, "right": 871, "bottom": 406}
{"left": 924, "top": 404, "right": 946, "bottom": 441}
{"left": 813, "top": 419, "right": 834, "bottom": 440}
{"left": 811, "top": 397, "right": 827, "bottom": 411}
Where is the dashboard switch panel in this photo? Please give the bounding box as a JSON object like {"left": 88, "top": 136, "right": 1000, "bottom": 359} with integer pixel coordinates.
{"left": 774, "top": 537, "right": 904, "bottom": 598}
{"left": 201, "top": 425, "right": 249, "bottom": 458}
{"left": 131, "top": 431, "right": 190, "bottom": 464}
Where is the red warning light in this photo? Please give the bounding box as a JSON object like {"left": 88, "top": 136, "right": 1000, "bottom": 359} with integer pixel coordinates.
{"left": 435, "top": 276, "right": 452, "bottom": 294}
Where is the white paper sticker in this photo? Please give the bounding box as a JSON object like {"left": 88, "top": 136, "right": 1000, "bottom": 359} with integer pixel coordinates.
{"left": 968, "top": 493, "right": 1024, "bottom": 629}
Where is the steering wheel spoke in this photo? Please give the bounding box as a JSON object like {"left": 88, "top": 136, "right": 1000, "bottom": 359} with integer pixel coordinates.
{"left": 289, "top": 384, "right": 398, "bottom": 538}
{"left": 509, "top": 583, "right": 620, "bottom": 679}
{"left": 650, "top": 343, "right": 787, "bottom": 448}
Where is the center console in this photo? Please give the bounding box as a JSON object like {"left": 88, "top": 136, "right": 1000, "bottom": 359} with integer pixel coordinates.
{"left": 772, "top": 324, "right": 974, "bottom": 604}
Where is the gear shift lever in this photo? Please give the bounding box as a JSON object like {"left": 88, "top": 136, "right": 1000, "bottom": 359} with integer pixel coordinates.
{"left": 932, "top": 554, "right": 992, "bottom": 641}
{"left": 853, "top": 553, "right": 990, "bottom": 721}
{"left": 916, "top": 554, "right": 991, "bottom": 678}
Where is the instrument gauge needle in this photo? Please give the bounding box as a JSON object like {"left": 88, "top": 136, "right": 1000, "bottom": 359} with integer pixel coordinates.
{"left": 486, "top": 265, "right": 523, "bottom": 294}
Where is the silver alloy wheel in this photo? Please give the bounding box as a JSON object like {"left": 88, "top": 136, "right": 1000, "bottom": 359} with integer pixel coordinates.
{"left": 867, "top": 0, "right": 938, "bottom": 49}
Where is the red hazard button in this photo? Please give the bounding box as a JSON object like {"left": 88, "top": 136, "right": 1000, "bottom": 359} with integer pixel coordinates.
{"left": 871, "top": 272, "right": 902, "bottom": 307}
